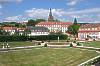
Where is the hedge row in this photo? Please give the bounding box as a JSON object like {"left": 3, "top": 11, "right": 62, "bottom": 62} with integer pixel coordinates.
{"left": 0, "top": 34, "right": 68, "bottom": 42}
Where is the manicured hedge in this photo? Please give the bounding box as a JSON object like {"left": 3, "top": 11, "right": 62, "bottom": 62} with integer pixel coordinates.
{"left": 32, "top": 34, "right": 68, "bottom": 41}
{"left": 0, "top": 34, "right": 68, "bottom": 42}
{"left": 0, "top": 35, "right": 28, "bottom": 42}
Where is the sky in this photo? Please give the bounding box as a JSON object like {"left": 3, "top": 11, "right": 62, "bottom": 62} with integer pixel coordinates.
{"left": 0, "top": 0, "right": 100, "bottom": 23}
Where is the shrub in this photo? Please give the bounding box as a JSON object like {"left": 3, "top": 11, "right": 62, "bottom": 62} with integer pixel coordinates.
{"left": 44, "top": 44, "right": 47, "bottom": 47}
{"left": 38, "top": 43, "right": 41, "bottom": 45}
{"left": 66, "top": 40, "right": 69, "bottom": 42}
{"left": 77, "top": 42, "right": 81, "bottom": 46}
{"left": 73, "top": 41, "right": 76, "bottom": 43}
{"left": 0, "top": 34, "right": 68, "bottom": 42}
{"left": 70, "top": 43, "right": 73, "bottom": 47}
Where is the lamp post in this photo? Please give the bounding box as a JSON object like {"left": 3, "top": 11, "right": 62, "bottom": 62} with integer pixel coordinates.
{"left": 58, "top": 36, "right": 59, "bottom": 43}
{"left": 6, "top": 43, "right": 9, "bottom": 48}
{"left": 2, "top": 43, "right": 5, "bottom": 49}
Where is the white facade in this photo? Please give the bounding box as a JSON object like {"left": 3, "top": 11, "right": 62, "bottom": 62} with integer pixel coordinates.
{"left": 30, "top": 32, "right": 49, "bottom": 36}
{"left": 78, "top": 23, "right": 100, "bottom": 40}
{"left": 29, "top": 26, "right": 50, "bottom": 36}
{"left": 36, "top": 22, "right": 72, "bottom": 33}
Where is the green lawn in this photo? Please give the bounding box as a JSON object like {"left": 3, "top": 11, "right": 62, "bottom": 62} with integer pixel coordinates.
{"left": 82, "top": 41, "right": 100, "bottom": 48}
{"left": 0, "top": 48, "right": 99, "bottom": 66}
{"left": 0, "top": 41, "right": 33, "bottom": 48}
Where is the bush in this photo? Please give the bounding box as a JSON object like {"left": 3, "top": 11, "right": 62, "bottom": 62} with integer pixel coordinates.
{"left": 85, "top": 38, "right": 89, "bottom": 40}
{"left": 77, "top": 42, "right": 81, "bottom": 46}
{"left": 93, "top": 39, "right": 95, "bottom": 41}
{"left": 70, "top": 43, "right": 73, "bottom": 47}
{"left": 73, "top": 41, "right": 76, "bottom": 43}
{"left": 44, "top": 44, "right": 47, "bottom": 47}
{"left": 66, "top": 40, "right": 69, "bottom": 42}
{"left": 38, "top": 43, "right": 41, "bottom": 45}
{"left": 0, "top": 34, "right": 68, "bottom": 42}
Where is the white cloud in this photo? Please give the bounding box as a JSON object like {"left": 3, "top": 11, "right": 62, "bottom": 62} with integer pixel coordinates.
{"left": 0, "top": 0, "right": 23, "bottom": 16}
{"left": 66, "top": 0, "right": 85, "bottom": 6}
{"left": 24, "top": 7, "right": 100, "bottom": 23}
{"left": 5, "top": 15, "right": 22, "bottom": 21}
{"left": 4, "top": 7, "right": 100, "bottom": 23}
{"left": 70, "top": 15, "right": 80, "bottom": 18}
{"left": 66, "top": 8, "right": 100, "bottom": 15}
{"left": 66, "top": 0, "right": 78, "bottom": 6}
{"left": 25, "top": 8, "right": 65, "bottom": 19}
{"left": 25, "top": 8, "right": 49, "bottom": 19}
{"left": 0, "top": 0, "right": 23, "bottom": 4}
{"left": 25, "top": 8, "right": 100, "bottom": 18}
{"left": 0, "top": 0, "right": 23, "bottom": 9}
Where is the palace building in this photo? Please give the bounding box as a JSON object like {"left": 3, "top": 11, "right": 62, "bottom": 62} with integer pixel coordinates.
{"left": 36, "top": 22, "right": 72, "bottom": 33}
{"left": 78, "top": 23, "right": 100, "bottom": 40}
{"left": 36, "top": 8, "right": 72, "bottom": 34}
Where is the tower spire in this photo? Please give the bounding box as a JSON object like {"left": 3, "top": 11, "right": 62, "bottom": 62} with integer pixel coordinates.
{"left": 48, "top": 8, "right": 54, "bottom": 21}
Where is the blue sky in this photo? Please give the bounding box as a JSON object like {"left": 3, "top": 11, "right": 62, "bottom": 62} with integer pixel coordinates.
{"left": 0, "top": 0, "right": 100, "bottom": 23}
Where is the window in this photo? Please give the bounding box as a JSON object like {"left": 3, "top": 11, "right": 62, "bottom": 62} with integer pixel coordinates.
{"left": 92, "top": 28, "right": 94, "bottom": 30}
{"left": 88, "top": 28, "right": 90, "bottom": 30}
{"left": 95, "top": 28, "right": 97, "bottom": 30}
{"left": 54, "top": 25, "right": 55, "bottom": 27}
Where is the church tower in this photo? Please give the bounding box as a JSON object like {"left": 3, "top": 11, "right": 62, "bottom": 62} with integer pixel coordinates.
{"left": 48, "top": 8, "right": 54, "bottom": 21}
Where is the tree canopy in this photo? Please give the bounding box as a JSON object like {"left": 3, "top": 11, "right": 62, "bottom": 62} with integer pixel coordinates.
{"left": 67, "top": 24, "right": 80, "bottom": 36}
{"left": 67, "top": 18, "right": 80, "bottom": 38}
{"left": 27, "top": 19, "right": 46, "bottom": 26}
{"left": 27, "top": 19, "right": 36, "bottom": 26}
{"left": 74, "top": 18, "right": 77, "bottom": 25}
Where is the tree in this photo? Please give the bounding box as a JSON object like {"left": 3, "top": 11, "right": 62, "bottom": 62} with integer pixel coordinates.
{"left": 74, "top": 18, "right": 77, "bottom": 25}
{"left": 15, "top": 23, "right": 26, "bottom": 28}
{"left": 0, "top": 28, "right": 10, "bottom": 35}
{"left": 67, "top": 24, "right": 80, "bottom": 36}
{"left": 35, "top": 19, "right": 46, "bottom": 23}
{"left": 27, "top": 19, "right": 36, "bottom": 26}
{"left": 27, "top": 19, "right": 46, "bottom": 26}
{"left": 0, "top": 28, "right": 4, "bottom": 35}
{"left": 67, "top": 18, "right": 80, "bottom": 40}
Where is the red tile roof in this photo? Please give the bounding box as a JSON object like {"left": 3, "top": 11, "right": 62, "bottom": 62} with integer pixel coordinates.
{"left": 80, "top": 23, "right": 100, "bottom": 28}
{"left": 79, "top": 23, "right": 100, "bottom": 32}
{"left": 37, "top": 22, "right": 72, "bottom": 25}
{"left": 2, "top": 27, "right": 16, "bottom": 30}
{"left": 78, "top": 30, "right": 100, "bottom": 32}
{"left": 2, "top": 27, "right": 26, "bottom": 31}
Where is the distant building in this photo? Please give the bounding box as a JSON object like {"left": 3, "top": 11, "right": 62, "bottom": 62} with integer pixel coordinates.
{"left": 29, "top": 26, "right": 49, "bottom": 36}
{"left": 2, "top": 27, "right": 16, "bottom": 35}
{"left": 2, "top": 27, "right": 26, "bottom": 35}
{"left": 48, "top": 8, "right": 54, "bottom": 21}
{"left": 78, "top": 23, "right": 100, "bottom": 40}
{"left": 18, "top": 21, "right": 28, "bottom": 25}
{"left": 16, "top": 28, "right": 26, "bottom": 35}
{"left": 36, "top": 22, "right": 72, "bottom": 33}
